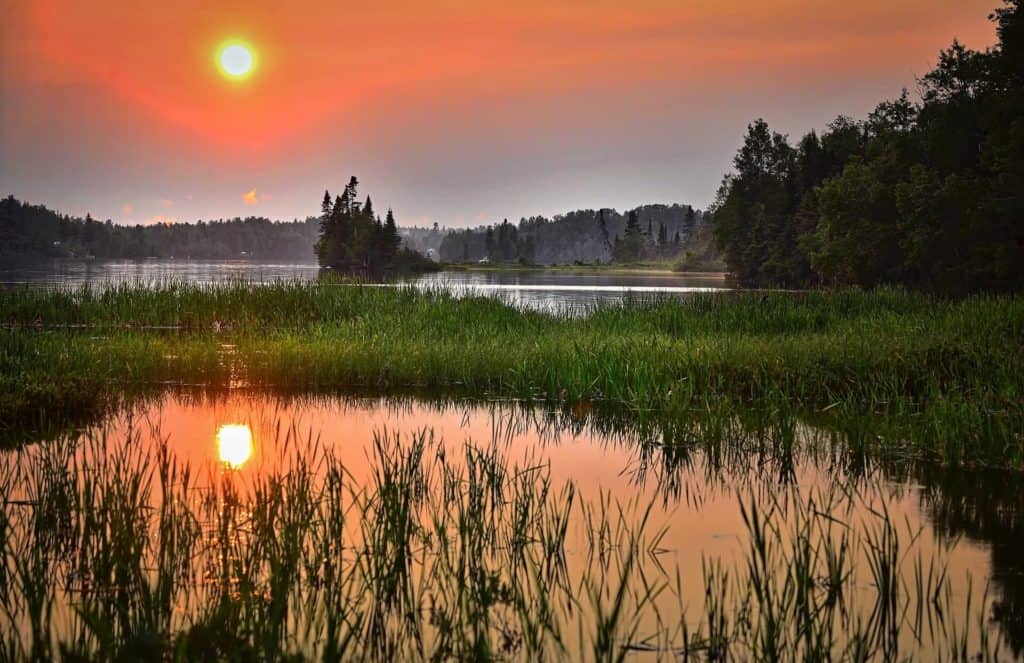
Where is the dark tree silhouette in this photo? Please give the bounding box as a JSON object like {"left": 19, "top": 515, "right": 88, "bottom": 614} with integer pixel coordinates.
{"left": 315, "top": 177, "right": 433, "bottom": 274}
{"left": 711, "top": 0, "right": 1024, "bottom": 293}
{"left": 0, "top": 195, "right": 321, "bottom": 262}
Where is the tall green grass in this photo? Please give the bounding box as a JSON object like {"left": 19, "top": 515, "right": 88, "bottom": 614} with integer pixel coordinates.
{"left": 0, "top": 421, "right": 1005, "bottom": 660}
{"left": 1, "top": 283, "right": 1022, "bottom": 465}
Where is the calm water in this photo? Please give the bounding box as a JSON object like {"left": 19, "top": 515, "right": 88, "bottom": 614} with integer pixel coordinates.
{"left": 6, "top": 391, "right": 1023, "bottom": 659}
{"left": 0, "top": 259, "right": 728, "bottom": 311}
{"left": 4, "top": 260, "right": 1019, "bottom": 658}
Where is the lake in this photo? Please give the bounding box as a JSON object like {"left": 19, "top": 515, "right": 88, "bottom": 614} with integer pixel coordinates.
{"left": 0, "top": 258, "right": 728, "bottom": 312}
{"left": 4, "top": 389, "right": 1022, "bottom": 659}
{"left": 3, "top": 262, "right": 1020, "bottom": 659}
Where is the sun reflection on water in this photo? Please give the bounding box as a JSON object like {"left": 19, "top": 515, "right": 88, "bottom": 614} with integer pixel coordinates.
{"left": 216, "top": 424, "right": 253, "bottom": 468}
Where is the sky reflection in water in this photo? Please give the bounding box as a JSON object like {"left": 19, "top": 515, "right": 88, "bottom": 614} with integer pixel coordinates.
{"left": 62, "top": 390, "right": 1024, "bottom": 659}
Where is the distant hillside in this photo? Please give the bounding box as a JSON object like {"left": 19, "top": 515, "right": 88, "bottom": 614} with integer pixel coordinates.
{"left": 400, "top": 224, "right": 446, "bottom": 261}
{"left": 437, "top": 204, "right": 718, "bottom": 266}
{"left": 0, "top": 196, "right": 320, "bottom": 262}
{"left": 2, "top": 195, "right": 723, "bottom": 269}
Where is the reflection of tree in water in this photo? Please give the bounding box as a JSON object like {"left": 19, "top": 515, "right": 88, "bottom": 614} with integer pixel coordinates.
{"left": 912, "top": 464, "right": 1024, "bottom": 657}
{"left": 23, "top": 386, "right": 1024, "bottom": 655}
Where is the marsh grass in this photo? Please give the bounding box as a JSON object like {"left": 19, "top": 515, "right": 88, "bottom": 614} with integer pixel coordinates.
{"left": 0, "top": 418, "right": 1007, "bottom": 661}
{"left": 1, "top": 283, "right": 1022, "bottom": 465}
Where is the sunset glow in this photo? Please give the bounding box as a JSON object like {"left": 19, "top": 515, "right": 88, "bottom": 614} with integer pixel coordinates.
{"left": 217, "top": 424, "right": 253, "bottom": 468}
{"left": 0, "top": 1, "right": 1000, "bottom": 225}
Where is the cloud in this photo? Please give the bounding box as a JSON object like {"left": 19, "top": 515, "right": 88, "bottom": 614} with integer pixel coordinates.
{"left": 242, "top": 188, "right": 271, "bottom": 206}
{"left": 142, "top": 214, "right": 177, "bottom": 225}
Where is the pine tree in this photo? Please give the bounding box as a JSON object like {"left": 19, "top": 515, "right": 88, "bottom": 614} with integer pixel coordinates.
{"left": 338, "top": 190, "right": 350, "bottom": 217}
{"left": 684, "top": 205, "right": 697, "bottom": 237}
{"left": 321, "top": 190, "right": 332, "bottom": 219}
{"left": 485, "top": 227, "right": 495, "bottom": 260}
{"left": 342, "top": 176, "right": 359, "bottom": 215}
{"left": 315, "top": 190, "right": 334, "bottom": 265}
{"left": 384, "top": 208, "right": 401, "bottom": 260}
{"left": 316, "top": 178, "right": 422, "bottom": 273}
{"left": 613, "top": 210, "right": 646, "bottom": 262}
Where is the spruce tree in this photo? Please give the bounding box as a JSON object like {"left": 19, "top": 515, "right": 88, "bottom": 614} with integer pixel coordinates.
{"left": 684, "top": 206, "right": 697, "bottom": 236}
{"left": 321, "top": 190, "right": 332, "bottom": 219}
{"left": 384, "top": 208, "right": 401, "bottom": 261}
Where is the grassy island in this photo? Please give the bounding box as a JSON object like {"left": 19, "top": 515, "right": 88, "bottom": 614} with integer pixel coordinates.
{"left": 2, "top": 283, "right": 1021, "bottom": 467}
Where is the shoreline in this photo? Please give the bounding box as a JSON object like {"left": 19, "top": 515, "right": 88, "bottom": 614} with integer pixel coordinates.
{"left": 1, "top": 283, "right": 1020, "bottom": 468}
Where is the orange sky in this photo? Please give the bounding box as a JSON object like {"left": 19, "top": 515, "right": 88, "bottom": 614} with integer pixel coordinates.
{"left": 0, "top": 0, "right": 999, "bottom": 226}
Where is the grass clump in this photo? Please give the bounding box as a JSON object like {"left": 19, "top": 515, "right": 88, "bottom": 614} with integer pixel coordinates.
{"left": 0, "top": 420, "right": 1005, "bottom": 660}
{"left": 1, "top": 282, "right": 1022, "bottom": 466}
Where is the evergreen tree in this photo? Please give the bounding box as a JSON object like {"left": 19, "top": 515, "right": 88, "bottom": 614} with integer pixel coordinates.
{"left": 384, "top": 208, "right": 401, "bottom": 260}
{"left": 683, "top": 206, "right": 697, "bottom": 236}
{"left": 344, "top": 177, "right": 359, "bottom": 215}
{"left": 315, "top": 177, "right": 428, "bottom": 273}
{"left": 613, "top": 209, "right": 647, "bottom": 262}
{"left": 321, "top": 190, "right": 332, "bottom": 219}
{"left": 710, "top": 0, "right": 1024, "bottom": 292}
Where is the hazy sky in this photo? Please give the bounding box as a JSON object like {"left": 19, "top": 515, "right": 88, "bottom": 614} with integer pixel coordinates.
{"left": 0, "top": 1, "right": 999, "bottom": 227}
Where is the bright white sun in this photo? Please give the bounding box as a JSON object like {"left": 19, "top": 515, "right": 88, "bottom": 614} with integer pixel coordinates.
{"left": 217, "top": 42, "right": 255, "bottom": 79}
{"left": 217, "top": 424, "right": 253, "bottom": 468}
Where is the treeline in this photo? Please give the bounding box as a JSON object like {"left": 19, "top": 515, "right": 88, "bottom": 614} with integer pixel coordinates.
{"left": 713, "top": 0, "right": 1024, "bottom": 293}
{"left": 438, "top": 204, "right": 715, "bottom": 265}
{"left": 401, "top": 224, "right": 445, "bottom": 260}
{"left": 0, "top": 196, "right": 320, "bottom": 262}
{"left": 316, "top": 177, "right": 435, "bottom": 273}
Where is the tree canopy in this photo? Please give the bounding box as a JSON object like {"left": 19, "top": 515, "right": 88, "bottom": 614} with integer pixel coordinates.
{"left": 0, "top": 196, "right": 319, "bottom": 262}
{"left": 315, "top": 177, "right": 431, "bottom": 274}
{"left": 438, "top": 204, "right": 710, "bottom": 265}
{"left": 712, "top": 0, "right": 1024, "bottom": 294}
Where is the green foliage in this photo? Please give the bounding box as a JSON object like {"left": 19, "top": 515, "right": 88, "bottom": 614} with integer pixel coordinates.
{"left": 1, "top": 283, "right": 1022, "bottom": 467}
{"left": 611, "top": 210, "right": 649, "bottom": 262}
{"left": 315, "top": 177, "right": 422, "bottom": 274}
{"left": 712, "top": 0, "right": 1024, "bottom": 293}
{"left": 439, "top": 205, "right": 709, "bottom": 265}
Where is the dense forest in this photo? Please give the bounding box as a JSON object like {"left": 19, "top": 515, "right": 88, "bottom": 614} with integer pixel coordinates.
{"left": 400, "top": 224, "right": 445, "bottom": 260}
{"left": 712, "top": 0, "right": 1023, "bottom": 294}
{"left": 0, "top": 196, "right": 320, "bottom": 262}
{"left": 437, "top": 204, "right": 719, "bottom": 267}
{"left": 315, "top": 177, "right": 435, "bottom": 273}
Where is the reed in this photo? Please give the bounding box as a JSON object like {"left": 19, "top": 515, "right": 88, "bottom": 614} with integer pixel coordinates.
{"left": 2, "top": 283, "right": 1021, "bottom": 465}
{"left": 0, "top": 421, "right": 1004, "bottom": 660}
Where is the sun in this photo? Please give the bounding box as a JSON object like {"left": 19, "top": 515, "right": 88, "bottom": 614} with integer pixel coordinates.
{"left": 217, "top": 424, "right": 253, "bottom": 468}
{"left": 217, "top": 41, "right": 256, "bottom": 80}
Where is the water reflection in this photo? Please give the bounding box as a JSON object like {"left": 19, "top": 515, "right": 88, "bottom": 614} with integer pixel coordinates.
{"left": 4, "top": 390, "right": 1022, "bottom": 659}
{"left": 216, "top": 423, "right": 253, "bottom": 468}
{"left": 0, "top": 259, "right": 728, "bottom": 312}
{"left": 912, "top": 464, "right": 1024, "bottom": 659}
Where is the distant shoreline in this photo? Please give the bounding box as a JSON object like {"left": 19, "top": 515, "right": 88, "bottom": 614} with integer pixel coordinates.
{"left": 1, "top": 255, "right": 729, "bottom": 279}
{"left": 442, "top": 262, "right": 728, "bottom": 278}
